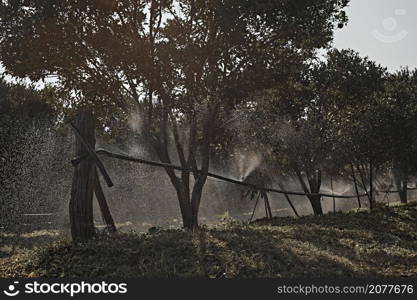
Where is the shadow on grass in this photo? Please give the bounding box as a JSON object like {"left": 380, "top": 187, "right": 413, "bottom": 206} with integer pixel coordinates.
{"left": 0, "top": 229, "right": 62, "bottom": 257}
{"left": 2, "top": 203, "right": 417, "bottom": 278}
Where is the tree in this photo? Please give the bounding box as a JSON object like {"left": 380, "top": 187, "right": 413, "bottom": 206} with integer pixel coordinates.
{"left": 313, "top": 49, "right": 387, "bottom": 209}
{"left": 0, "top": 77, "right": 58, "bottom": 228}
{"left": 278, "top": 118, "right": 331, "bottom": 215}
{"left": 0, "top": 0, "right": 349, "bottom": 228}
{"left": 239, "top": 49, "right": 389, "bottom": 214}
{"left": 383, "top": 68, "right": 417, "bottom": 203}
{"left": 236, "top": 69, "right": 333, "bottom": 215}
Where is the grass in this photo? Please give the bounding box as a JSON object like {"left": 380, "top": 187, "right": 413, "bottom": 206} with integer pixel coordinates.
{"left": 1, "top": 202, "right": 417, "bottom": 278}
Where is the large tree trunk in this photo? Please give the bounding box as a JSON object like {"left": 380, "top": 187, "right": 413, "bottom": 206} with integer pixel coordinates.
{"left": 152, "top": 96, "right": 216, "bottom": 230}
{"left": 190, "top": 176, "right": 207, "bottom": 228}
{"left": 295, "top": 169, "right": 323, "bottom": 215}
{"left": 307, "top": 194, "right": 323, "bottom": 215}
{"left": 170, "top": 176, "right": 207, "bottom": 230}
{"left": 169, "top": 173, "right": 207, "bottom": 229}
{"left": 175, "top": 183, "right": 194, "bottom": 229}
{"left": 69, "top": 110, "right": 96, "bottom": 242}
{"left": 174, "top": 103, "right": 215, "bottom": 229}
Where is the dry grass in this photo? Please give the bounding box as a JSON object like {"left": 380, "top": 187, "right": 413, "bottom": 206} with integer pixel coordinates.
{"left": 1, "top": 203, "right": 417, "bottom": 278}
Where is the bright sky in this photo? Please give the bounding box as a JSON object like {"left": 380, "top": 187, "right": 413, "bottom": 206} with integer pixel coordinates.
{"left": 333, "top": 0, "right": 417, "bottom": 71}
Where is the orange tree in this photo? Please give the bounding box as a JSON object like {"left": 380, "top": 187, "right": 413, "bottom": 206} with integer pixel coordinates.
{"left": 0, "top": 0, "right": 349, "bottom": 229}
{"left": 313, "top": 49, "right": 388, "bottom": 208}
{"left": 383, "top": 68, "right": 417, "bottom": 203}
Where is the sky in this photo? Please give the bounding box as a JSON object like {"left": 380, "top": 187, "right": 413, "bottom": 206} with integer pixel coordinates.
{"left": 333, "top": 0, "right": 417, "bottom": 71}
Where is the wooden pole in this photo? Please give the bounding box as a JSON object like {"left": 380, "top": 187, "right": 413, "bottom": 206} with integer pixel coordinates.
{"left": 277, "top": 181, "right": 299, "bottom": 217}
{"left": 262, "top": 192, "right": 273, "bottom": 219}
{"left": 249, "top": 193, "right": 261, "bottom": 223}
{"left": 72, "top": 149, "right": 368, "bottom": 199}
{"left": 350, "top": 163, "right": 362, "bottom": 208}
{"left": 69, "top": 121, "right": 113, "bottom": 187}
{"left": 368, "top": 161, "right": 374, "bottom": 209}
{"left": 330, "top": 175, "right": 336, "bottom": 213}
{"left": 69, "top": 110, "right": 96, "bottom": 242}
{"left": 94, "top": 168, "right": 117, "bottom": 233}
{"left": 357, "top": 163, "right": 371, "bottom": 205}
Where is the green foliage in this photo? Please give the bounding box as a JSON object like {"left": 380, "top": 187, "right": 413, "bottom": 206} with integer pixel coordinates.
{"left": 0, "top": 0, "right": 351, "bottom": 137}
{"left": 0, "top": 78, "right": 58, "bottom": 183}
{"left": 0, "top": 78, "right": 56, "bottom": 125}
{"left": 0, "top": 78, "right": 66, "bottom": 227}
{"left": 383, "top": 68, "right": 417, "bottom": 173}
{"left": 313, "top": 49, "right": 388, "bottom": 168}
{"left": 0, "top": 0, "right": 351, "bottom": 228}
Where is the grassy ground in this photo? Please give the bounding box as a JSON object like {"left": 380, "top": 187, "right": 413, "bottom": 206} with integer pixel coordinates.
{"left": 1, "top": 202, "right": 417, "bottom": 278}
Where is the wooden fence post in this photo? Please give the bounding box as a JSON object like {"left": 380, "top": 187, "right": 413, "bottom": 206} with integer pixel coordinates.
{"left": 330, "top": 175, "right": 336, "bottom": 213}
{"left": 369, "top": 160, "right": 374, "bottom": 209}
{"left": 94, "top": 168, "right": 117, "bottom": 233}
{"left": 69, "top": 110, "right": 96, "bottom": 242}
{"left": 350, "top": 163, "right": 362, "bottom": 208}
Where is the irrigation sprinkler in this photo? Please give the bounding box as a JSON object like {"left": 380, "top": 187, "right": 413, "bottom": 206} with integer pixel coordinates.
{"left": 90, "top": 148, "right": 370, "bottom": 200}
{"left": 70, "top": 145, "right": 412, "bottom": 222}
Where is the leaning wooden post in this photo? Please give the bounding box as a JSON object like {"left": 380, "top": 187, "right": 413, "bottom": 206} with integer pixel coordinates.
{"left": 249, "top": 193, "right": 261, "bottom": 223}
{"left": 262, "top": 192, "right": 273, "bottom": 219}
{"left": 330, "top": 175, "right": 336, "bottom": 213}
{"left": 94, "top": 168, "right": 116, "bottom": 233}
{"left": 69, "top": 110, "right": 96, "bottom": 242}
{"left": 277, "top": 181, "right": 299, "bottom": 217}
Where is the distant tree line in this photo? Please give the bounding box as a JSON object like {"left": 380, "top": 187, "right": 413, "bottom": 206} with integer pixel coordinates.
{"left": 234, "top": 49, "right": 417, "bottom": 214}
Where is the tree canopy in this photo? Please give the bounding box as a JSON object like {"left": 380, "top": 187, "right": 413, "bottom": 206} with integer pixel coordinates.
{"left": 1, "top": 0, "right": 351, "bottom": 227}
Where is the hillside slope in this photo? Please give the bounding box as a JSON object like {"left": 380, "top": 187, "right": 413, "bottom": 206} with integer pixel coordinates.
{"left": 1, "top": 203, "right": 417, "bottom": 278}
